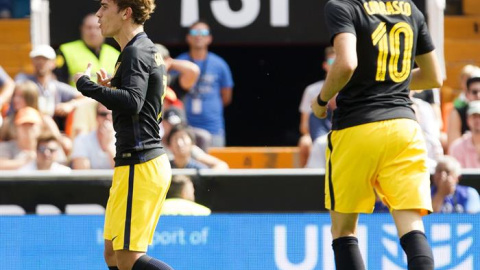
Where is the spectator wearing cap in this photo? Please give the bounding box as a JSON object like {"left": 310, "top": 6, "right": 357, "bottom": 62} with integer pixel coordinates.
{"left": 447, "top": 76, "right": 480, "bottom": 147}
{"left": 431, "top": 155, "right": 480, "bottom": 213}
{"left": 449, "top": 100, "right": 480, "bottom": 168}
{"left": 162, "top": 175, "right": 211, "bottom": 216}
{"left": 162, "top": 108, "right": 228, "bottom": 170}
{"left": 70, "top": 102, "right": 115, "bottom": 169}
{"left": 19, "top": 134, "right": 71, "bottom": 172}
{"left": 15, "top": 44, "right": 84, "bottom": 132}
{"left": 0, "top": 106, "right": 42, "bottom": 169}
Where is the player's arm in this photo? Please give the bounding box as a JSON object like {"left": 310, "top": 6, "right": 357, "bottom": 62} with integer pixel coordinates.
{"left": 312, "top": 33, "right": 357, "bottom": 118}
{"left": 319, "top": 33, "right": 357, "bottom": 102}
{"left": 75, "top": 47, "right": 149, "bottom": 114}
{"left": 409, "top": 51, "right": 443, "bottom": 91}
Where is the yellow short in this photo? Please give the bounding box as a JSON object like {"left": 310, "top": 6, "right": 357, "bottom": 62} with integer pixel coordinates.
{"left": 325, "top": 119, "right": 432, "bottom": 215}
{"left": 104, "top": 154, "right": 172, "bottom": 251}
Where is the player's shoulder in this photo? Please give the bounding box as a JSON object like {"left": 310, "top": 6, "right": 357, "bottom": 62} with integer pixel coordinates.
{"left": 123, "top": 38, "right": 154, "bottom": 57}
{"left": 325, "top": 0, "right": 359, "bottom": 11}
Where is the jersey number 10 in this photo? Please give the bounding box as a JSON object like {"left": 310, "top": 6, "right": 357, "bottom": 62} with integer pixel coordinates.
{"left": 371, "top": 22, "right": 413, "bottom": 83}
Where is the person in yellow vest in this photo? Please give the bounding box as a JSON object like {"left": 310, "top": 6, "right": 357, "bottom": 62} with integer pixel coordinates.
{"left": 55, "top": 13, "right": 120, "bottom": 138}
{"left": 162, "top": 175, "right": 211, "bottom": 216}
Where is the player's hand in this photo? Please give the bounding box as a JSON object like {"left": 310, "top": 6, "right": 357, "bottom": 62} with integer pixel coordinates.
{"left": 73, "top": 63, "right": 93, "bottom": 84}
{"left": 96, "top": 68, "right": 112, "bottom": 87}
{"left": 311, "top": 98, "right": 328, "bottom": 119}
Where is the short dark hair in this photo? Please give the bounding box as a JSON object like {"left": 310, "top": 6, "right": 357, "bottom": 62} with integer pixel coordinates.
{"left": 112, "top": 0, "right": 155, "bottom": 25}
{"left": 167, "top": 175, "right": 193, "bottom": 198}
{"left": 467, "top": 77, "right": 480, "bottom": 90}
{"left": 36, "top": 134, "right": 58, "bottom": 149}
{"left": 166, "top": 124, "right": 195, "bottom": 145}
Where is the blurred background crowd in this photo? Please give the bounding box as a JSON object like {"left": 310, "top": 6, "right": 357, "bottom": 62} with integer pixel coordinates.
{"left": 0, "top": 0, "right": 480, "bottom": 214}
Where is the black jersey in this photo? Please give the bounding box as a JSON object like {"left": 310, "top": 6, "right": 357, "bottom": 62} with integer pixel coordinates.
{"left": 77, "top": 32, "right": 167, "bottom": 166}
{"left": 324, "top": 0, "right": 435, "bottom": 130}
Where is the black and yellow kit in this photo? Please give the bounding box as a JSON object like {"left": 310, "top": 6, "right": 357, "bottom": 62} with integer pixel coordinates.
{"left": 323, "top": 0, "right": 434, "bottom": 214}
{"left": 77, "top": 32, "right": 171, "bottom": 251}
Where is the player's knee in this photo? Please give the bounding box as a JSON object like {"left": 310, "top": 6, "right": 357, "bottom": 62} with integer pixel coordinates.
{"left": 116, "top": 252, "right": 144, "bottom": 270}
{"left": 331, "top": 225, "right": 356, "bottom": 239}
{"left": 116, "top": 258, "right": 134, "bottom": 270}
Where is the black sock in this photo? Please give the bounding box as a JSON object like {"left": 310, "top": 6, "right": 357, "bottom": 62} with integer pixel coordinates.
{"left": 400, "top": 230, "right": 434, "bottom": 270}
{"left": 108, "top": 267, "right": 119, "bottom": 270}
{"left": 332, "top": 236, "right": 365, "bottom": 270}
{"left": 132, "top": 255, "right": 174, "bottom": 270}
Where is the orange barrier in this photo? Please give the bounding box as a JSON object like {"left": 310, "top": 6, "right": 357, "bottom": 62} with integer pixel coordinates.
{"left": 208, "top": 147, "right": 300, "bottom": 169}
{"left": 0, "top": 19, "right": 32, "bottom": 77}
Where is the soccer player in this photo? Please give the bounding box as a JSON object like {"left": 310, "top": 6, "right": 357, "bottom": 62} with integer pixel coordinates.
{"left": 311, "top": 1, "right": 443, "bottom": 270}
{"left": 74, "top": 0, "right": 173, "bottom": 269}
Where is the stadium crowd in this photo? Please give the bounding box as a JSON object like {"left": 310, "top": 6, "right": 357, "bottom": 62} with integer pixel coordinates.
{"left": 0, "top": 15, "right": 229, "bottom": 172}
{"left": 0, "top": 10, "right": 479, "bottom": 214}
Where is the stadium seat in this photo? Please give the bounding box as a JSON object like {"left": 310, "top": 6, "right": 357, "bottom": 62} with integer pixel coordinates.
{"left": 65, "top": 204, "right": 105, "bottom": 215}
{"left": 0, "top": 205, "right": 26, "bottom": 215}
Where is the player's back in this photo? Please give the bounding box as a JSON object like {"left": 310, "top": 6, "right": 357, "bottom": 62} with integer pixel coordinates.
{"left": 325, "top": 0, "right": 435, "bottom": 130}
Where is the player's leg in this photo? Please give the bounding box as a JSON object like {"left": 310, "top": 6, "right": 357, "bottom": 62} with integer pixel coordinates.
{"left": 376, "top": 119, "right": 434, "bottom": 270}
{"left": 392, "top": 210, "right": 433, "bottom": 270}
{"left": 330, "top": 211, "right": 365, "bottom": 270}
{"left": 325, "top": 125, "right": 384, "bottom": 270}
{"left": 115, "top": 250, "right": 173, "bottom": 270}
{"left": 114, "top": 154, "right": 173, "bottom": 270}
{"left": 104, "top": 240, "right": 118, "bottom": 269}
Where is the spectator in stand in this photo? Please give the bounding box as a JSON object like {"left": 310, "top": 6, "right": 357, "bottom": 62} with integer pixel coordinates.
{"left": 0, "top": 81, "right": 71, "bottom": 158}
{"left": 447, "top": 76, "right": 480, "bottom": 146}
{"left": 453, "top": 65, "right": 480, "bottom": 109}
{"left": 167, "top": 124, "right": 208, "bottom": 170}
{"left": 71, "top": 102, "right": 115, "bottom": 169}
{"left": 163, "top": 109, "right": 228, "bottom": 170}
{"left": 449, "top": 100, "right": 480, "bottom": 168}
{"left": 15, "top": 45, "right": 83, "bottom": 132}
{"left": 19, "top": 134, "right": 71, "bottom": 172}
{"left": 431, "top": 155, "right": 480, "bottom": 213}
{"left": 0, "top": 107, "right": 42, "bottom": 169}
{"left": 55, "top": 13, "right": 120, "bottom": 137}
{"left": 173, "top": 21, "right": 234, "bottom": 148}
{"left": 298, "top": 47, "right": 335, "bottom": 167}
{"left": 161, "top": 175, "right": 211, "bottom": 216}
{"left": 0, "top": 66, "right": 15, "bottom": 124}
